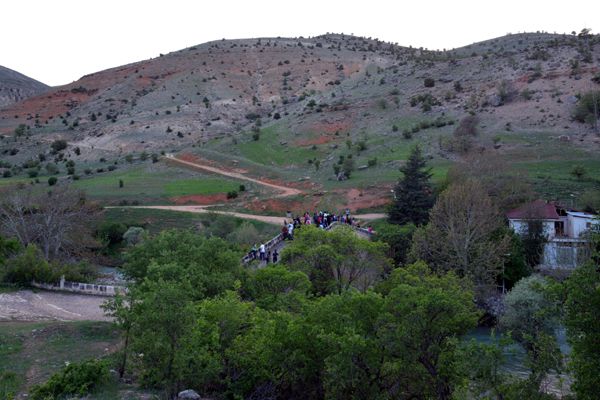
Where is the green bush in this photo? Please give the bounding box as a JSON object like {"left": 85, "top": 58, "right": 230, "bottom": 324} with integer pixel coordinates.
{"left": 573, "top": 91, "right": 600, "bottom": 125}
{"left": 98, "top": 222, "right": 128, "bottom": 245}
{"left": 50, "top": 140, "right": 68, "bottom": 153}
{"left": 424, "top": 77, "right": 435, "bottom": 87}
{"left": 226, "top": 190, "right": 238, "bottom": 199}
{"left": 1, "top": 245, "right": 96, "bottom": 285}
{"left": 30, "top": 359, "right": 109, "bottom": 400}
{"left": 48, "top": 176, "right": 57, "bottom": 186}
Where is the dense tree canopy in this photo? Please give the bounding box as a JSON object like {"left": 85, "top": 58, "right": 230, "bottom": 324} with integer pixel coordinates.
{"left": 280, "top": 225, "right": 391, "bottom": 294}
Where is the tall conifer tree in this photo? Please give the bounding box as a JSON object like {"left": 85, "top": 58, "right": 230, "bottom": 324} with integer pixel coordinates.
{"left": 388, "top": 145, "right": 434, "bottom": 225}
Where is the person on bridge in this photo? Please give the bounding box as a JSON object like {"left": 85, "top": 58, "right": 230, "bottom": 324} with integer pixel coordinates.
{"left": 282, "top": 223, "right": 289, "bottom": 240}
{"left": 266, "top": 251, "right": 271, "bottom": 264}
{"left": 259, "top": 243, "right": 266, "bottom": 260}
{"left": 287, "top": 221, "right": 294, "bottom": 239}
{"left": 273, "top": 249, "right": 279, "bottom": 263}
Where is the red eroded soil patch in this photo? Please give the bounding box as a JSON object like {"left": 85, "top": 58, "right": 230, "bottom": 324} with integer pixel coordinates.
{"left": 295, "top": 136, "right": 334, "bottom": 146}
{"left": 177, "top": 153, "right": 223, "bottom": 167}
{"left": 341, "top": 187, "right": 392, "bottom": 211}
{"left": 170, "top": 193, "right": 228, "bottom": 205}
{"left": 246, "top": 197, "right": 318, "bottom": 214}
{"left": 309, "top": 120, "right": 352, "bottom": 134}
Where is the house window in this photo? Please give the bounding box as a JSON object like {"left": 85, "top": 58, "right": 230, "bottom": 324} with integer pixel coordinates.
{"left": 586, "top": 222, "right": 592, "bottom": 229}
{"left": 554, "top": 221, "right": 565, "bottom": 236}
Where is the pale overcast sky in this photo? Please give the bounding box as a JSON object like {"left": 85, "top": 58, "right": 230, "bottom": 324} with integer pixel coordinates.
{"left": 2, "top": 0, "right": 598, "bottom": 86}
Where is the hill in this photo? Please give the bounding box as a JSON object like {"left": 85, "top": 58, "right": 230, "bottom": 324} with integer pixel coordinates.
{"left": 0, "top": 32, "right": 599, "bottom": 212}
{"left": 0, "top": 65, "right": 49, "bottom": 108}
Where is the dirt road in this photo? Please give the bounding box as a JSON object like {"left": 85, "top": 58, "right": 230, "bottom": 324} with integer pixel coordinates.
{"left": 0, "top": 290, "right": 109, "bottom": 322}
{"left": 165, "top": 153, "right": 302, "bottom": 197}
{"left": 119, "top": 205, "right": 385, "bottom": 225}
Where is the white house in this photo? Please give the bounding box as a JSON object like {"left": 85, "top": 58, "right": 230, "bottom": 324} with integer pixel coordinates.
{"left": 507, "top": 200, "right": 599, "bottom": 269}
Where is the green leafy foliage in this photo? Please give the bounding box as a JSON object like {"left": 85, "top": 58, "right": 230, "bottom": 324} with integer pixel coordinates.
{"left": 30, "top": 359, "right": 109, "bottom": 400}
{"left": 281, "top": 225, "right": 391, "bottom": 295}
{"left": 123, "top": 229, "right": 243, "bottom": 299}
{"left": 564, "top": 230, "right": 600, "bottom": 399}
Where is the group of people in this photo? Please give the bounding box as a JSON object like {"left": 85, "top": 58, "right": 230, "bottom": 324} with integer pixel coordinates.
{"left": 283, "top": 209, "right": 358, "bottom": 237}
{"left": 249, "top": 243, "right": 279, "bottom": 264}
{"left": 247, "top": 209, "right": 363, "bottom": 264}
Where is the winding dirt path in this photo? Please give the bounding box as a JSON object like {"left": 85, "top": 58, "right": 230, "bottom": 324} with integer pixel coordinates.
{"left": 164, "top": 154, "right": 302, "bottom": 197}
{"left": 116, "top": 154, "right": 385, "bottom": 225}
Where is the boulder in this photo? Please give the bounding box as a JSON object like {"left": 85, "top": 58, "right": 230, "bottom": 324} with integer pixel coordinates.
{"left": 487, "top": 93, "right": 502, "bottom": 107}
{"left": 178, "top": 389, "right": 201, "bottom": 400}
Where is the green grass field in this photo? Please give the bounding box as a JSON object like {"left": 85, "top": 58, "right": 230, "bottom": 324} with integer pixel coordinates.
{"left": 74, "top": 165, "right": 241, "bottom": 204}
{"left": 0, "top": 321, "right": 120, "bottom": 398}
{"left": 103, "top": 207, "right": 279, "bottom": 238}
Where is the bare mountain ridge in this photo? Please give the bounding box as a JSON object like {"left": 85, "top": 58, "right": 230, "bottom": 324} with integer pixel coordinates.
{"left": 0, "top": 65, "right": 49, "bottom": 108}
{"left": 0, "top": 32, "right": 599, "bottom": 160}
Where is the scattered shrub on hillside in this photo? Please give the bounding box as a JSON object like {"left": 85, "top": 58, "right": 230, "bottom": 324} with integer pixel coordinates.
{"left": 48, "top": 177, "right": 57, "bottom": 186}
{"left": 571, "top": 165, "right": 587, "bottom": 180}
{"left": 521, "top": 88, "right": 534, "bottom": 101}
{"left": 227, "top": 190, "right": 238, "bottom": 199}
{"left": 50, "top": 139, "right": 68, "bottom": 153}
{"left": 496, "top": 80, "right": 517, "bottom": 105}
{"left": 573, "top": 91, "right": 600, "bottom": 125}
{"left": 454, "top": 115, "right": 479, "bottom": 137}
{"left": 424, "top": 77, "right": 435, "bottom": 87}
{"left": 402, "top": 129, "right": 413, "bottom": 139}
{"left": 592, "top": 72, "right": 600, "bottom": 84}
{"left": 367, "top": 158, "right": 378, "bottom": 167}
{"left": 239, "top": 184, "right": 246, "bottom": 192}
{"left": 30, "top": 359, "right": 109, "bottom": 400}
{"left": 252, "top": 132, "right": 260, "bottom": 141}
{"left": 454, "top": 81, "right": 463, "bottom": 92}
{"left": 392, "top": 124, "right": 399, "bottom": 132}
{"left": 409, "top": 93, "right": 440, "bottom": 112}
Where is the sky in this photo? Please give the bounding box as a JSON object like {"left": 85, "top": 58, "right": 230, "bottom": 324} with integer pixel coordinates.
{"left": 2, "top": 0, "right": 598, "bottom": 86}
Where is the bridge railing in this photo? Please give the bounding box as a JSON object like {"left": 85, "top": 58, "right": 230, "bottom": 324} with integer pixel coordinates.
{"left": 241, "top": 220, "right": 374, "bottom": 265}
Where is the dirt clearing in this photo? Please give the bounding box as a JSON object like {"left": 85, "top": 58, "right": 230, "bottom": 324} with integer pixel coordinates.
{"left": 0, "top": 290, "right": 110, "bottom": 322}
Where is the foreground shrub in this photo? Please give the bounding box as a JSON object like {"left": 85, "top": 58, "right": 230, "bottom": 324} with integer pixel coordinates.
{"left": 30, "top": 359, "right": 109, "bottom": 400}
{"left": 1, "top": 244, "right": 96, "bottom": 285}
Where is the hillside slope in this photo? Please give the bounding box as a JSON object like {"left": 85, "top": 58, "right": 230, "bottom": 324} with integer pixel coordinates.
{"left": 0, "top": 65, "right": 49, "bottom": 108}
{"left": 0, "top": 33, "right": 599, "bottom": 209}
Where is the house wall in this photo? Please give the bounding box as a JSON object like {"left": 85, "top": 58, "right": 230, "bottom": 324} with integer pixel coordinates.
{"left": 567, "top": 215, "right": 599, "bottom": 238}
{"left": 542, "top": 241, "right": 588, "bottom": 269}
{"left": 509, "top": 220, "right": 556, "bottom": 238}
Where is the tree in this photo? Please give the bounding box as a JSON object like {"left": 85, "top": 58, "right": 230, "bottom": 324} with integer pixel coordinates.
{"left": 129, "top": 279, "right": 196, "bottom": 398}
{"left": 372, "top": 222, "right": 416, "bottom": 266}
{"left": 245, "top": 266, "right": 311, "bottom": 311}
{"left": 410, "top": 180, "right": 510, "bottom": 299}
{"left": 281, "top": 225, "right": 391, "bottom": 295}
{"left": 388, "top": 145, "right": 434, "bottom": 226}
{"left": 446, "top": 153, "right": 534, "bottom": 212}
{"left": 520, "top": 219, "right": 547, "bottom": 268}
{"left": 564, "top": 227, "right": 600, "bottom": 399}
{"left": 500, "top": 275, "right": 562, "bottom": 390}
{"left": 122, "top": 229, "right": 242, "bottom": 300}
{"left": 573, "top": 91, "right": 600, "bottom": 128}
{"left": 101, "top": 292, "right": 134, "bottom": 378}
{"left": 377, "top": 262, "right": 480, "bottom": 400}
{"left": 341, "top": 157, "right": 355, "bottom": 179}
{"left": 0, "top": 184, "right": 100, "bottom": 259}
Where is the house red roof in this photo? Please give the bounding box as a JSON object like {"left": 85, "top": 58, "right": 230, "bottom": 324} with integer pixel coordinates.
{"left": 506, "top": 199, "right": 561, "bottom": 220}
